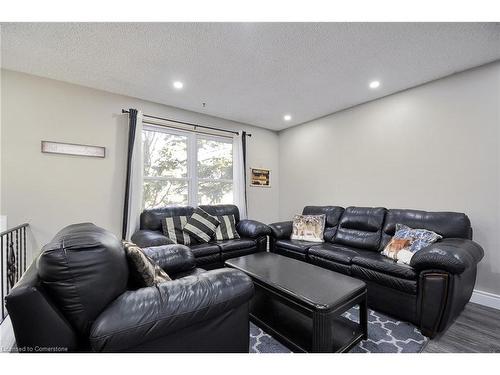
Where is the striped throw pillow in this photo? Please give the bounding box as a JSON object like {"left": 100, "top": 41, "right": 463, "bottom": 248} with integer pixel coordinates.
{"left": 162, "top": 216, "right": 192, "bottom": 245}
{"left": 183, "top": 208, "right": 220, "bottom": 243}
{"left": 214, "top": 215, "right": 240, "bottom": 241}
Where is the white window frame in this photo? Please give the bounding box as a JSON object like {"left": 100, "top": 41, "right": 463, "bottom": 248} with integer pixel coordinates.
{"left": 143, "top": 124, "right": 234, "bottom": 207}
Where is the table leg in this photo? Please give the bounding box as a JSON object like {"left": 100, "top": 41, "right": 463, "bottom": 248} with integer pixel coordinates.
{"left": 312, "top": 311, "right": 332, "bottom": 353}
{"left": 360, "top": 293, "right": 368, "bottom": 340}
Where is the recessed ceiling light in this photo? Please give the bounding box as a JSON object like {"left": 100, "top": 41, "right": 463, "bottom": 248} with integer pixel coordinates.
{"left": 284, "top": 114, "right": 292, "bottom": 121}
{"left": 173, "top": 81, "right": 184, "bottom": 89}
{"left": 369, "top": 80, "right": 380, "bottom": 89}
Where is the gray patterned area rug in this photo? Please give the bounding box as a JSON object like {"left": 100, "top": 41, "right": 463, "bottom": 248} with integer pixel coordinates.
{"left": 249, "top": 307, "right": 428, "bottom": 353}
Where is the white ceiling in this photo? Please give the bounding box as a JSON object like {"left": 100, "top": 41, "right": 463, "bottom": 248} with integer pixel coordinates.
{"left": 1, "top": 23, "right": 499, "bottom": 131}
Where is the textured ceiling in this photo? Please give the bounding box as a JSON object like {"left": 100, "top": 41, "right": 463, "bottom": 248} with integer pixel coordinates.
{"left": 1, "top": 23, "right": 499, "bottom": 131}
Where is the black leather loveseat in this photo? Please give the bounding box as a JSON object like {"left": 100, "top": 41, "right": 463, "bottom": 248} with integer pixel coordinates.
{"left": 6, "top": 223, "right": 254, "bottom": 352}
{"left": 132, "top": 204, "right": 271, "bottom": 269}
{"left": 269, "top": 206, "right": 484, "bottom": 338}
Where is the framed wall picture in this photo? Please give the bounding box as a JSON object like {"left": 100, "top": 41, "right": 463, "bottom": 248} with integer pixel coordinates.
{"left": 41, "top": 141, "right": 105, "bottom": 158}
{"left": 250, "top": 168, "right": 270, "bottom": 187}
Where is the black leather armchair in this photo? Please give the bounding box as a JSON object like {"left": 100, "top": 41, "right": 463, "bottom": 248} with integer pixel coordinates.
{"left": 6, "top": 223, "right": 254, "bottom": 352}
{"left": 133, "top": 204, "right": 271, "bottom": 269}
{"left": 269, "top": 206, "right": 484, "bottom": 338}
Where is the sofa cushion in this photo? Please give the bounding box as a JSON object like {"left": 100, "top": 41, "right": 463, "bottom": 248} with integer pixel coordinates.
{"left": 351, "top": 265, "right": 417, "bottom": 294}
{"left": 199, "top": 204, "right": 240, "bottom": 223}
{"left": 273, "top": 239, "right": 314, "bottom": 261}
{"left": 194, "top": 253, "right": 221, "bottom": 268}
{"left": 334, "top": 206, "right": 386, "bottom": 251}
{"left": 274, "top": 239, "right": 316, "bottom": 255}
{"left": 308, "top": 243, "right": 373, "bottom": 265}
{"left": 140, "top": 206, "right": 195, "bottom": 231}
{"left": 216, "top": 238, "right": 256, "bottom": 252}
{"left": 216, "top": 239, "right": 257, "bottom": 261}
{"left": 380, "top": 208, "right": 472, "bottom": 249}
{"left": 351, "top": 252, "right": 417, "bottom": 280}
{"left": 189, "top": 243, "right": 220, "bottom": 258}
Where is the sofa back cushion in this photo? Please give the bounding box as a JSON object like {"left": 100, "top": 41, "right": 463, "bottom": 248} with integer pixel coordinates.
{"left": 334, "top": 207, "right": 386, "bottom": 251}
{"left": 380, "top": 209, "right": 472, "bottom": 249}
{"left": 140, "top": 206, "right": 195, "bottom": 231}
{"left": 302, "top": 206, "right": 344, "bottom": 242}
{"left": 199, "top": 204, "right": 240, "bottom": 223}
{"left": 37, "top": 223, "right": 129, "bottom": 336}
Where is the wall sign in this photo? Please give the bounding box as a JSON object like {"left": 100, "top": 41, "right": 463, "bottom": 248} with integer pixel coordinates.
{"left": 250, "top": 168, "right": 270, "bottom": 187}
{"left": 41, "top": 141, "right": 105, "bottom": 158}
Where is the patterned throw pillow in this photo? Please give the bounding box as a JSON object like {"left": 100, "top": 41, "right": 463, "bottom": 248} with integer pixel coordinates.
{"left": 183, "top": 207, "right": 220, "bottom": 243}
{"left": 122, "top": 241, "right": 171, "bottom": 287}
{"left": 381, "top": 238, "right": 412, "bottom": 260}
{"left": 162, "top": 216, "right": 191, "bottom": 245}
{"left": 214, "top": 214, "right": 240, "bottom": 241}
{"left": 382, "top": 224, "right": 442, "bottom": 265}
{"left": 291, "top": 214, "right": 326, "bottom": 243}
{"left": 395, "top": 224, "right": 443, "bottom": 252}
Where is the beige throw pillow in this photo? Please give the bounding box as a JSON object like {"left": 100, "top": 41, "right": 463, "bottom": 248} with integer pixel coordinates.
{"left": 291, "top": 214, "right": 326, "bottom": 243}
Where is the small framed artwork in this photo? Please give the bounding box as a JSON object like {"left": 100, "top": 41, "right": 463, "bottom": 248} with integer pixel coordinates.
{"left": 250, "top": 168, "right": 271, "bottom": 187}
{"left": 41, "top": 141, "right": 106, "bottom": 158}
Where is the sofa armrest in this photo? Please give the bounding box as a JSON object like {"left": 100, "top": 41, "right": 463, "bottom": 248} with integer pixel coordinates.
{"left": 131, "top": 229, "right": 174, "bottom": 248}
{"left": 89, "top": 268, "right": 254, "bottom": 352}
{"left": 236, "top": 219, "right": 271, "bottom": 239}
{"left": 142, "top": 244, "right": 196, "bottom": 275}
{"left": 268, "top": 221, "right": 293, "bottom": 240}
{"left": 6, "top": 262, "right": 79, "bottom": 352}
{"left": 410, "top": 238, "right": 484, "bottom": 274}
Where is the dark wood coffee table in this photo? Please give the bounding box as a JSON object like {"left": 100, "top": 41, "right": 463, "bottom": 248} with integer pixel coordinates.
{"left": 225, "top": 252, "right": 367, "bottom": 353}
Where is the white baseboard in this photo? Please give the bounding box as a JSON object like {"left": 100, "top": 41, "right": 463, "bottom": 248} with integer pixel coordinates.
{"left": 470, "top": 289, "right": 500, "bottom": 310}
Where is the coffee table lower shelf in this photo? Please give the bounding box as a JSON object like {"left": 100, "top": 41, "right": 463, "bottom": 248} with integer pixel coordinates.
{"left": 251, "top": 313, "right": 365, "bottom": 353}
{"left": 249, "top": 281, "right": 367, "bottom": 353}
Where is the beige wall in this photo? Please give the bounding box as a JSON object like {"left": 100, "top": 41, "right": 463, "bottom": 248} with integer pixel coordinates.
{"left": 0, "top": 70, "right": 280, "bottom": 251}
{"left": 279, "top": 62, "right": 500, "bottom": 294}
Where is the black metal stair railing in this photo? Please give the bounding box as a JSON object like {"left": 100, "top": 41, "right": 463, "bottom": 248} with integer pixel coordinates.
{"left": 1, "top": 223, "right": 29, "bottom": 323}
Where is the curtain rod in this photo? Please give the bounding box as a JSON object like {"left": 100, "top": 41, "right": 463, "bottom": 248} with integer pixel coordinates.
{"left": 121, "top": 109, "right": 252, "bottom": 137}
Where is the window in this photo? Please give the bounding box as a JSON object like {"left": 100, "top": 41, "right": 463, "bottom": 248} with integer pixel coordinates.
{"left": 143, "top": 126, "right": 234, "bottom": 209}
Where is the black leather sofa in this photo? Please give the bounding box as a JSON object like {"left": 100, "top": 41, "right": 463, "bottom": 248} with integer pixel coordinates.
{"left": 132, "top": 204, "right": 271, "bottom": 269}
{"left": 269, "top": 206, "right": 484, "bottom": 338}
{"left": 6, "top": 223, "right": 254, "bottom": 352}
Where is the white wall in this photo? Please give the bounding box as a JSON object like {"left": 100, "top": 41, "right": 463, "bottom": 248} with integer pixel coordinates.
{"left": 279, "top": 62, "right": 500, "bottom": 295}
{"left": 0, "top": 70, "right": 280, "bottom": 251}
{"left": 3, "top": 62, "right": 499, "bottom": 295}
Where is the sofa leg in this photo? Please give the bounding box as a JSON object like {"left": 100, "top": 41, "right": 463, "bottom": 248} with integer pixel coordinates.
{"left": 420, "top": 327, "right": 437, "bottom": 339}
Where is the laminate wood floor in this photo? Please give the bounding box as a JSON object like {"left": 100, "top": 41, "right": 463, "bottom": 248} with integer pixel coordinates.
{"left": 422, "top": 302, "right": 500, "bottom": 353}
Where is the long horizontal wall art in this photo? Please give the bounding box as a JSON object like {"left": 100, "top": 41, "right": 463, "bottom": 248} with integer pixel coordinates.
{"left": 41, "top": 141, "right": 106, "bottom": 158}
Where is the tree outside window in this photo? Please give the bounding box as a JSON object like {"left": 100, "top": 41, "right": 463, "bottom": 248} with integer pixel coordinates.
{"left": 143, "top": 127, "right": 234, "bottom": 209}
